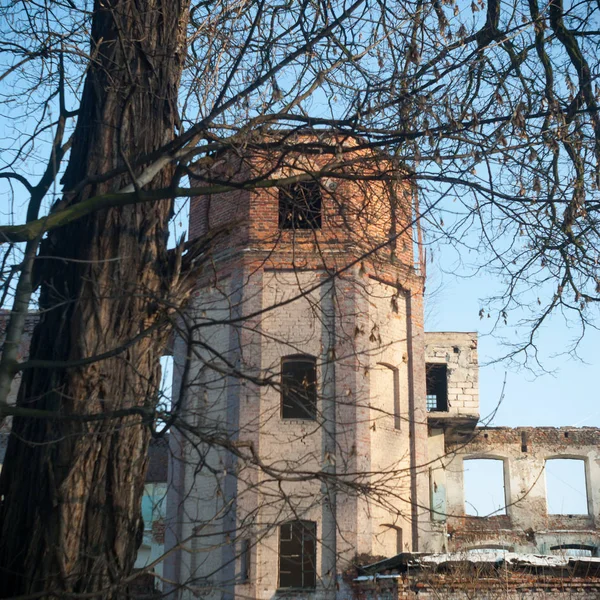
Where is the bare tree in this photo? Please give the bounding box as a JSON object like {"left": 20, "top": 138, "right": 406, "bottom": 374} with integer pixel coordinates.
{"left": 0, "top": 1, "right": 196, "bottom": 596}
{"left": 0, "top": 0, "right": 600, "bottom": 597}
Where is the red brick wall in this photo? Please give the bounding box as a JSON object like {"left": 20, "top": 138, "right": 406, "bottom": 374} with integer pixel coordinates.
{"left": 188, "top": 136, "right": 418, "bottom": 278}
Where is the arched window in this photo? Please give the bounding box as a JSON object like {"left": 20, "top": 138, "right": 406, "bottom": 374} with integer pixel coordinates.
{"left": 281, "top": 355, "right": 317, "bottom": 419}
{"left": 279, "top": 521, "right": 317, "bottom": 589}
{"left": 550, "top": 544, "right": 597, "bottom": 557}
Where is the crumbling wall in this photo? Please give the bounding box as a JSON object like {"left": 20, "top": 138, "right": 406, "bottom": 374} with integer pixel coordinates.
{"left": 354, "top": 578, "right": 600, "bottom": 600}
{"left": 424, "top": 332, "right": 479, "bottom": 421}
{"left": 442, "top": 427, "right": 600, "bottom": 554}
{"left": 352, "top": 555, "right": 600, "bottom": 599}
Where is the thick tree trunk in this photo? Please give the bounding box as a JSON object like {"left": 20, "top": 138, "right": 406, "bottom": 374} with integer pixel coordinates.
{"left": 0, "top": 1, "right": 190, "bottom": 596}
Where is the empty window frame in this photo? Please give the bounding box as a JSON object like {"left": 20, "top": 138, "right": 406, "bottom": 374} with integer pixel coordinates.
{"left": 239, "top": 538, "right": 251, "bottom": 582}
{"left": 279, "top": 181, "right": 322, "bottom": 229}
{"left": 466, "top": 547, "right": 511, "bottom": 557}
{"left": 281, "top": 355, "right": 317, "bottom": 419}
{"left": 463, "top": 458, "right": 507, "bottom": 517}
{"left": 426, "top": 363, "right": 448, "bottom": 411}
{"left": 158, "top": 355, "right": 174, "bottom": 411}
{"left": 279, "top": 521, "right": 317, "bottom": 589}
{"left": 551, "top": 544, "right": 597, "bottom": 557}
{"left": 545, "top": 458, "right": 589, "bottom": 515}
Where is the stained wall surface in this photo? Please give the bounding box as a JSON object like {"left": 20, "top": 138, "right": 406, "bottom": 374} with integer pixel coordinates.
{"left": 165, "top": 140, "right": 428, "bottom": 599}
{"left": 443, "top": 427, "right": 600, "bottom": 554}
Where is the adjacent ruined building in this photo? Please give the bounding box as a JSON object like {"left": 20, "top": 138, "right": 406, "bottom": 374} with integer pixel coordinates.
{"left": 426, "top": 332, "right": 600, "bottom": 558}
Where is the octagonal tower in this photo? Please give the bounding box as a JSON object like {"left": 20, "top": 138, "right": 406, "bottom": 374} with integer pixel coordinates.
{"left": 165, "top": 134, "right": 431, "bottom": 599}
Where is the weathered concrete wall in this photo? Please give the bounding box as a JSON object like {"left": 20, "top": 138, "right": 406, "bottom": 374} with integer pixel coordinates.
{"left": 169, "top": 270, "right": 426, "bottom": 600}
{"left": 441, "top": 427, "right": 600, "bottom": 554}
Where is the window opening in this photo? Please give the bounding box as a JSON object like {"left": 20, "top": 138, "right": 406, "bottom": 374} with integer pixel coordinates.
{"left": 240, "top": 538, "right": 251, "bottom": 581}
{"left": 521, "top": 431, "right": 528, "bottom": 453}
{"left": 281, "top": 355, "right": 317, "bottom": 419}
{"left": 156, "top": 355, "right": 173, "bottom": 432}
{"left": 551, "top": 544, "right": 596, "bottom": 557}
{"left": 426, "top": 363, "right": 448, "bottom": 411}
{"left": 467, "top": 547, "right": 510, "bottom": 557}
{"left": 463, "top": 458, "right": 507, "bottom": 516}
{"left": 279, "top": 521, "right": 317, "bottom": 589}
{"left": 158, "top": 355, "right": 173, "bottom": 410}
{"left": 545, "top": 458, "right": 589, "bottom": 515}
{"left": 279, "top": 181, "right": 322, "bottom": 229}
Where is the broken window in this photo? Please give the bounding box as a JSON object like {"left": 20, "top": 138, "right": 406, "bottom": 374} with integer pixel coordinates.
{"left": 463, "top": 458, "right": 507, "bottom": 516}
{"left": 279, "top": 521, "right": 317, "bottom": 589}
{"left": 281, "top": 355, "right": 317, "bottom": 419}
{"left": 279, "top": 181, "right": 322, "bottom": 229}
{"left": 551, "top": 544, "right": 596, "bottom": 557}
{"left": 545, "top": 458, "right": 589, "bottom": 515}
{"left": 467, "top": 547, "right": 510, "bottom": 557}
{"left": 426, "top": 363, "right": 448, "bottom": 411}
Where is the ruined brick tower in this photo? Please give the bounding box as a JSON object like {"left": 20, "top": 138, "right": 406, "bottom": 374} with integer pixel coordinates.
{"left": 164, "top": 135, "right": 432, "bottom": 599}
